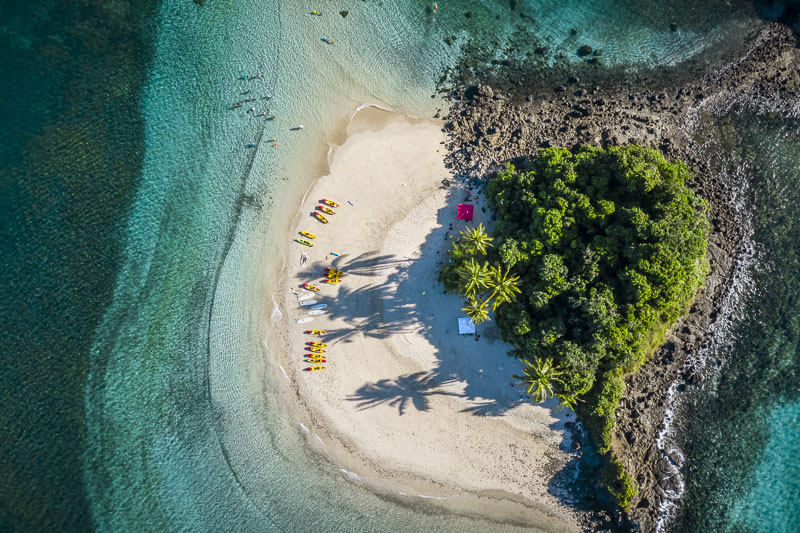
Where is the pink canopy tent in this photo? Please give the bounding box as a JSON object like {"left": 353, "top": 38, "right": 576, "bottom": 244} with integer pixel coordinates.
{"left": 457, "top": 203, "right": 474, "bottom": 221}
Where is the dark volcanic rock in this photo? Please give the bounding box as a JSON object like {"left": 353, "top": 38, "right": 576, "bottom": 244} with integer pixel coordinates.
{"left": 578, "top": 45, "right": 593, "bottom": 56}
{"left": 440, "top": 21, "right": 800, "bottom": 533}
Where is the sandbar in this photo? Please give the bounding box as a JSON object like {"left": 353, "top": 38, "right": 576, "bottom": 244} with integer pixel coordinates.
{"left": 271, "top": 106, "right": 580, "bottom": 530}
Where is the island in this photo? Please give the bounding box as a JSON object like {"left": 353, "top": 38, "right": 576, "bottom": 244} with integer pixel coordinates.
{"left": 440, "top": 145, "right": 710, "bottom": 509}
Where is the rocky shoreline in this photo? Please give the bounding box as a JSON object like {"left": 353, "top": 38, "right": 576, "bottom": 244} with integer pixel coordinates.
{"left": 439, "top": 21, "right": 800, "bottom": 533}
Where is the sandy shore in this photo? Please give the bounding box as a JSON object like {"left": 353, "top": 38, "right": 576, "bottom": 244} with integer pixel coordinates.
{"left": 271, "top": 107, "right": 580, "bottom": 530}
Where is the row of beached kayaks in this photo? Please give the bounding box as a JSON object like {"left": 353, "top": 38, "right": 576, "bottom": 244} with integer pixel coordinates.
{"left": 296, "top": 201, "right": 340, "bottom": 372}
{"left": 298, "top": 268, "right": 344, "bottom": 370}
{"left": 298, "top": 268, "right": 345, "bottom": 294}
{"left": 303, "top": 327, "right": 329, "bottom": 370}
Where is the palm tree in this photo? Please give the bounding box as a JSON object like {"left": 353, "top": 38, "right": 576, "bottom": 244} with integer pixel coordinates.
{"left": 513, "top": 357, "right": 563, "bottom": 403}
{"left": 457, "top": 258, "right": 490, "bottom": 296}
{"left": 461, "top": 223, "right": 494, "bottom": 255}
{"left": 486, "top": 265, "right": 521, "bottom": 310}
{"left": 462, "top": 296, "right": 490, "bottom": 325}
{"left": 554, "top": 392, "right": 581, "bottom": 413}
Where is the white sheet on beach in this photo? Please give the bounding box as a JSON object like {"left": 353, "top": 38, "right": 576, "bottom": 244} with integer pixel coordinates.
{"left": 458, "top": 317, "right": 476, "bottom": 335}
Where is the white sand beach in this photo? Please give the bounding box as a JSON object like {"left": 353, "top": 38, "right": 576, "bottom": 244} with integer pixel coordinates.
{"left": 271, "top": 107, "right": 580, "bottom": 530}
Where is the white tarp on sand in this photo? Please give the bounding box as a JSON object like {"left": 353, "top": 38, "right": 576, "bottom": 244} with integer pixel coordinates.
{"left": 458, "top": 317, "right": 476, "bottom": 335}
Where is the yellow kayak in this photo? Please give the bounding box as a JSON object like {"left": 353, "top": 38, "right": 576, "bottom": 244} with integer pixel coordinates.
{"left": 321, "top": 199, "right": 340, "bottom": 208}
{"left": 304, "top": 330, "right": 326, "bottom": 335}
{"left": 304, "top": 366, "right": 325, "bottom": 372}
{"left": 300, "top": 283, "right": 320, "bottom": 292}
{"left": 306, "top": 347, "right": 326, "bottom": 354}
{"left": 318, "top": 206, "right": 336, "bottom": 215}
{"left": 322, "top": 278, "right": 342, "bottom": 284}
{"left": 307, "top": 341, "right": 327, "bottom": 347}
{"left": 313, "top": 212, "right": 329, "bottom": 224}
{"left": 305, "top": 357, "right": 327, "bottom": 363}
{"left": 300, "top": 231, "right": 316, "bottom": 239}
{"left": 296, "top": 239, "right": 314, "bottom": 247}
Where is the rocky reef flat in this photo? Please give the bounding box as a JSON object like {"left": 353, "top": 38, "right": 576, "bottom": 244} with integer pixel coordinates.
{"left": 439, "top": 21, "right": 800, "bottom": 532}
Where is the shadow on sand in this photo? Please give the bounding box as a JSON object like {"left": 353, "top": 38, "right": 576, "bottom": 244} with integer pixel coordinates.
{"left": 290, "top": 183, "right": 592, "bottom": 510}
{"left": 293, "top": 185, "right": 575, "bottom": 423}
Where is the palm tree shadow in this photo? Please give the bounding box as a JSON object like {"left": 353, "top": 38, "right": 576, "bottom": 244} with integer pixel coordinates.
{"left": 347, "top": 371, "right": 461, "bottom": 415}
{"left": 312, "top": 187, "right": 538, "bottom": 419}
{"left": 292, "top": 180, "right": 588, "bottom": 512}
{"left": 294, "top": 175, "right": 585, "bottom": 514}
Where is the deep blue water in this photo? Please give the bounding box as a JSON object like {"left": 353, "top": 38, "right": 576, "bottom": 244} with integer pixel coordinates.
{"left": 1, "top": 1, "right": 797, "bottom": 531}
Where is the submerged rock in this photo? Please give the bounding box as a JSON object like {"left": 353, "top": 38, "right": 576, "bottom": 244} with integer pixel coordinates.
{"left": 578, "top": 44, "right": 593, "bottom": 56}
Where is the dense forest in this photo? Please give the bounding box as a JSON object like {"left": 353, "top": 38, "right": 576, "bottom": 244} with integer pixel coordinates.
{"left": 441, "top": 146, "right": 709, "bottom": 507}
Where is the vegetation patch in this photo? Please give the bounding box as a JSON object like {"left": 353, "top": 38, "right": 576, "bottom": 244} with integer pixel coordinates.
{"left": 441, "top": 145, "right": 709, "bottom": 506}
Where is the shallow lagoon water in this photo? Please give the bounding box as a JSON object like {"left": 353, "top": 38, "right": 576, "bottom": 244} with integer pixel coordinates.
{"left": 1, "top": 0, "right": 798, "bottom": 531}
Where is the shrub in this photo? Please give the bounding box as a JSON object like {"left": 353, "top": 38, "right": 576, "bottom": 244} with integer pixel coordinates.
{"left": 443, "top": 145, "right": 709, "bottom": 509}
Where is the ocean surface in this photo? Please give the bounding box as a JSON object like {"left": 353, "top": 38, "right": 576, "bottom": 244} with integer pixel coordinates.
{"left": 1, "top": 1, "right": 797, "bottom": 532}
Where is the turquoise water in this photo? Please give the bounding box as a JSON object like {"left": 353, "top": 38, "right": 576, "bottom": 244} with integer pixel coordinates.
{"left": 668, "top": 112, "right": 800, "bottom": 532}
{"left": 729, "top": 399, "right": 800, "bottom": 530}
{"left": 2, "top": 0, "right": 798, "bottom": 531}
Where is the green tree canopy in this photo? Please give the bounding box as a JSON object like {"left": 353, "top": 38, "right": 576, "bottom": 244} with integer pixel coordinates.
{"left": 441, "top": 145, "right": 709, "bottom": 508}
